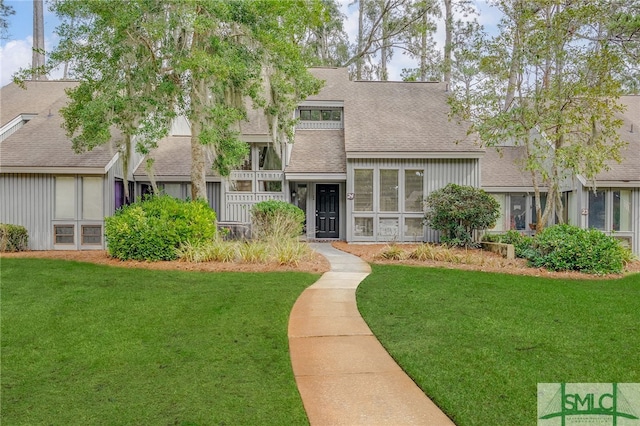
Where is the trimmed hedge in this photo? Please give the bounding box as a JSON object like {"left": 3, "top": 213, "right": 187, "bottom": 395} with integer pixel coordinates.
{"left": 0, "top": 223, "right": 29, "bottom": 252}
{"left": 251, "top": 200, "right": 304, "bottom": 241}
{"left": 105, "top": 196, "right": 217, "bottom": 261}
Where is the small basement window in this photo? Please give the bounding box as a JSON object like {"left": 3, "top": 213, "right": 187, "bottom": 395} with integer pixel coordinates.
{"left": 81, "top": 225, "right": 102, "bottom": 245}
{"left": 54, "top": 225, "right": 74, "bottom": 244}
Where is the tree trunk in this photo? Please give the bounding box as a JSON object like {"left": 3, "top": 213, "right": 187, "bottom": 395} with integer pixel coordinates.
{"left": 356, "top": 0, "right": 364, "bottom": 80}
{"left": 32, "top": 0, "right": 46, "bottom": 80}
{"left": 190, "top": 124, "right": 208, "bottom": 201}
{"left": 443, "top": 0, "right": 452, "bottom": 85}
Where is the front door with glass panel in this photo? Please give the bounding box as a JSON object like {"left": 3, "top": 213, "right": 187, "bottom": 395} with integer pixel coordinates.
{"left": 316, "top": 184, "right": 339, "bottom": 239}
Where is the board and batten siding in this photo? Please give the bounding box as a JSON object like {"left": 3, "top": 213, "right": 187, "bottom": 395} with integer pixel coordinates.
{"left": 346, "top": 158, "right": 480, "bottom": 243}
{"left": 1, "top": 174, "right": 55, "bottom": 250}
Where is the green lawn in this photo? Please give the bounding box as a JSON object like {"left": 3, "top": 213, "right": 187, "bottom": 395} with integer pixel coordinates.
{"left": 357, "top": 264, "right": 640, "bottom": 426}
{"left": 1, "top": 258, "right": 319, "bottom": 425}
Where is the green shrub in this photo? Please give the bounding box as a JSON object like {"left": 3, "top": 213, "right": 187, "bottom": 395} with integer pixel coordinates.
{"left": 531, "top": 224, "right": 631, "bottom": 274}
{"left": 106, "top": 195, "right": 217, "bottom": 261}
{"left": 272, "top": 240, "right": 311, "bottom": 266}
{"left": 251, "top": 200, "right": 305, "bottom": 241}
{"left": 484, "top": 230, "right": 535, "bottom": 259}
{"left": 0, "top": 224, "right": 29, "bottom": 252}
{"left": 424, "top": 184, "right": 500, "bottom": 247}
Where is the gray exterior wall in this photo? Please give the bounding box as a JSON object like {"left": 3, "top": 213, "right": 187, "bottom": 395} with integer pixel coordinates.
{"left": 346, "top": 158, "right": 480, "bottom": 242}
{"left": 1, "top": 173, "right": 55, "bottom": 250}
{"left": 1, "top": 172, "right": 115, "bottom": 250}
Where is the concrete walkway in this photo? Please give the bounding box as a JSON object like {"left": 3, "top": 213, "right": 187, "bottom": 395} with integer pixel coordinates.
{"left": 288, "top": 243, "right": 455, "bottom": 425}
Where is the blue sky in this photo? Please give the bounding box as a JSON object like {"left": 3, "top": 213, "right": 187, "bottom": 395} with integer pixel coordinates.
{"left": 0, "top": 0, "right": 502, "bottom": 87}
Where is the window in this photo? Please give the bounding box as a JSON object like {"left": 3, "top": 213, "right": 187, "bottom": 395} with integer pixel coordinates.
{"left": 404, "top": 170, "right": 423, "bottom": 212}
{"left": 299, "top": 109, "right": 342, "bottom": 121}
{"left": 490, "top": 194, "right": 506, "bottom": 231}
{"left": 259, "top": 145, "right": 281, "bottom": 170}
{"left": 510, "top": 194, "right": 526, "bottom": 230}
{"left": 162, "top": 183, "right": 182, "bottom": 198}
{"left": 83, "top": 177, "right": 103, "bottom": 220}
{"left": 613, "top": 190, "right": 632, "bottom": 232}
{"left": 54, "top": 225, "right": 74, "bottom": 244}
{"left": 81, "top": 225, "right": 102, "bottom": 245}
{"left": 55, "top": 176, "right": 75, "bottom": 219}
{"left": 354, "top": 169, "right": 373, "bottom": 211}
{"left": 354, "top": 217, "right": 373, "bottom": 237}
{"left": 379, "top": 169, "right": 398, "bottom": 212}
{"left": 259, "top": 181, "right": 282, "bottom": 192}
{"left": 378, "top": 217, "right": 399, "bottom": 238}
{"left": 589, "top": 191, "right": 606, "bottom": 230}
{"left": 404, "top": 218, "right": 424, "bottom": 240}
{"left": 231, "top": 180, "right": 252, "bottom": 192}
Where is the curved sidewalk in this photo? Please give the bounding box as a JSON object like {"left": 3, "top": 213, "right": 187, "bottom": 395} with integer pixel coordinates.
{"left": 288, "top": 243, "right": 455, "bottom": 425}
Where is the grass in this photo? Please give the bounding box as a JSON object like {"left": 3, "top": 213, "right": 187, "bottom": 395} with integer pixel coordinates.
{"left": 356, "top": 264, "right": 640, "bottom": 426}
{"left": 1, "top": 258, "right": 319, "bottom": 425}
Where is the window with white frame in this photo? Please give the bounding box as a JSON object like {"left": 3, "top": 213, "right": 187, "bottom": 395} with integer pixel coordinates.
{"left": 613, "top": 190, "right": 632, "bottom": 232}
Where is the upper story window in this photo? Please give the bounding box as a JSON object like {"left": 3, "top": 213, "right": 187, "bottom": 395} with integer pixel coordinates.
{"left": 296, "top": 107, "right": 343, "bottom": 129}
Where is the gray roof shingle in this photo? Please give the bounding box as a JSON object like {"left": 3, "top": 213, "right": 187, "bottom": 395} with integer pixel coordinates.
{"left": 1, "top": 83, "right": 119, "bottom": 170}
{"left": 286, "top": 130, "right": 346, "bottom": 174}
{"left": 594, "top": 95, "right": 640, "bottom": 183}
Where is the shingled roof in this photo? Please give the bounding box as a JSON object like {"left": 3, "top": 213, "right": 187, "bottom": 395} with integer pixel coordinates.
{"left": 344, "top": 81, "right": 482, "bottom": 156}
{"left": 0, "top": 81, "right": 119, "bottom": 171}
{"left": 133, "top": 136, "right": 220, "bottom": 180}
{"left": 286, "top": 130, "right": 346, "bottom": 175}
{"left": 592, "top": 95, "right": 640, "bottom": 185}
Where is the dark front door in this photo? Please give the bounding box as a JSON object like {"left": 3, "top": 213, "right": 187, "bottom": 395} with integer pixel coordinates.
{"left": 316, "top": 184, "right": 339, "bottom": 239}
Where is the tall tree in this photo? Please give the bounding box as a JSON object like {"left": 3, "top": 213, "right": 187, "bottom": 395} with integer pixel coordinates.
{"left": 301, "top": 0, "right": 349, "bottom": 67}
{"left": 0, "top": 0, "right": 15, "bottom": 40}
{"left": 33, "top": 0, "right": 324, "bottom": 202}
{"left": 32, "top": 0, "right": 47, "bottom": 80}
{"left": 449, "top": 0, "right": 628, "bottom": 231}
{"left": 348, "top": 0, "right": 428, "bottom": 80}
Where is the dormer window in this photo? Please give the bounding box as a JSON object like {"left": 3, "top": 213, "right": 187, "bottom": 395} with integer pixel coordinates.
{"left": 296, "top": 107, "right": 343, "bottom": 130}
{"left": 299, "top": 109, "right": 342, "bottom": 122}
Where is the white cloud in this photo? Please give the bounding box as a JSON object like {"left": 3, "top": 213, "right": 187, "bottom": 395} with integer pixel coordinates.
{"left": 1, "top": 36, "right": 63, "bottom": 87}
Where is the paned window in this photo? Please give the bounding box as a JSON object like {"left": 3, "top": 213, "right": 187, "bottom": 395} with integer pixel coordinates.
{"left": 404, "top": 170, "right": 423, "bottom": 212}
{"left": 54, "top": 225, "right": 74, "bottom": 244}
{"left": 81, "top": 225, "right": 102, "bottom": 245}
{"left": 299, "top": 109, "right": 341, "bottom": 121}
{"left": 379, "top": 169, "right": 398, "bottom": 212}
{"left": 354, "top": 169, "right": 373, "bottom": 211}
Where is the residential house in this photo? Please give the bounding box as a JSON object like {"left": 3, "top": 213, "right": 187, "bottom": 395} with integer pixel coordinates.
{"left": 2, "top": 71, "right": 639, "bottom": 255}
{"left": 0, "top": 81, "right": 142, "bottom": 250}
{"left": 482, "top": 95, "right": 640, "bottom": 255}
